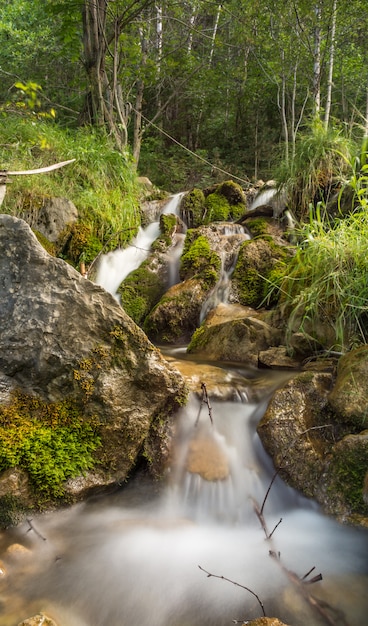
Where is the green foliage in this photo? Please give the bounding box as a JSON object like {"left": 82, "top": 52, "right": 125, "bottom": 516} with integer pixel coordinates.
{"left": 0, "top": 115, "right": 140, "bottom": 265}
{"left": 0, "top": 393, "right": 101, "bottom": 499}
{"left": 271, "top": 207, "right": 368, "bottom": 351}
{"left": 276, "top": 119, "right": 355, "bottom": 221}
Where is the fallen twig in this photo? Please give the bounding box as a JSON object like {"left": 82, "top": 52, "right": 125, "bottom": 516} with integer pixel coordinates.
{"left": 198, "top": 565, "right": 266, "bottom": 617}
{"left": 195, "top": 382, "right": 213, "bottom": 426}
{"left": 25, "top": 518, "right": 47, "bottom": 541}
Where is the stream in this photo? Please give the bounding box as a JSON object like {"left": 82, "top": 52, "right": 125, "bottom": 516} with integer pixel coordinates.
{"left": 0, "top": 194, "right": 367, "bottom": 626}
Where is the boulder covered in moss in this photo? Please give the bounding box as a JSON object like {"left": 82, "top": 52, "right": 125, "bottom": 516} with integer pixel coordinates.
{"left": 144, "top": 278, "right": 209, "bottom": 344}
{"left": 180, "top": 180, "right": 246, "bottom": 228}
{"left": 257, "top": 369, "right": 368, "bottom": 525}
{"left": 0, "top": 215, "right": 186, "bottom": 523}
{"left": 230, "top": 237, "right": 292, "bottom": 308}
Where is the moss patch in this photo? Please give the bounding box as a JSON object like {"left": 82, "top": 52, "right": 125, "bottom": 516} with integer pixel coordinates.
{"left": 328, "top": 434, "right": 368, "bottom": 514}
{"left": 118, "top": 261, "right": 166, "bottom": 326}
{"left": 180, "top": 232, "right": 221, "bottom": 289}
{"left": 0, "top": 392, "right": 101, "bottom": 499}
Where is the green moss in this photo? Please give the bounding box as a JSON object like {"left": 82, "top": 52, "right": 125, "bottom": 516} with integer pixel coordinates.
{"left": 33, "top": 229, "right": 56, "bottom": 255}
{"left": 187, "top": 325, "right": 207, "bottom": 352}
{"left": 180, "top": 188, "right": 206, "bottom": 227}
{"left": 58, "top": 222, "right": 103, "bottom": 267}
{"left": 329, "top": 440, "right": 368, "bottom": 514}
{"left": 0, "top": 392, "right": 101, "bottom": 499}
{"left": 246, "top": 218, "right": 269, "bottom": 237}
{"left": 180, "top": 234, "right": 221, "bottom": 288}
{"left": 151, "top": 213, "right": 178, "bottom": 253}
{"left": 216, "top": 180, "right": 245, "bottom": 205}
{"left": 204, "top": 193, "right": 230, "bottom": 222}
{"left": 118, "top": 261, "right": 165, "bottom": 326}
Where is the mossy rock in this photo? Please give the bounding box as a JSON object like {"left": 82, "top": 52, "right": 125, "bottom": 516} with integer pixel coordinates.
{"left": 57, "top": 222, "right": 103, "bottom": 267}
{"left": 328, "top": 346, "right": 368, "bottom": 430}
{"left": 180, "top": 188, "right": 206, "bottom": 228}
{"left": 180, "top": 232, "right": 221, "bottom": 288}
{"left": 118, "top": 261, "right": 166, "bottom": 326}
{"left": 231, "top": 238, "right": 290, "bottom": 308}
{"left": 151, "top": 213, "right": 179, "bottom": 253}
{"left": 144, "top": 278, "right": 209, "bottom": 344}
{"left": 204, "top": 193, "right": 231, "bottom": 222}
{"left": 33, "top": 230, "right": 56, "bottom": 256}
{"left": 326, "top": 431, "right": 368, "bottom": 516}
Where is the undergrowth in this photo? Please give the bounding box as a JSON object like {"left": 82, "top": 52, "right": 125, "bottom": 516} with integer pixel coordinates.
{"left": 0, "top": 114, "right": 141, "bottom": 257}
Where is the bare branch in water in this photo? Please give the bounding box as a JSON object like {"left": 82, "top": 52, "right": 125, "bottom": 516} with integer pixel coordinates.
{"left": 195, "top": 382, "right": 213, "bottom": 426}
{"left": 26, "top": 518, "right": 47, "bottom": 541}
{"left": 198, "top": 565, "right": 266, "bottom": 617}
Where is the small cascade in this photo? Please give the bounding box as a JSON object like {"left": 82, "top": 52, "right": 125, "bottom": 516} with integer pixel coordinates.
{"left": 95, "top": 192, "right": 184, "bottom": 299}
{"left": 199, "top": 223, "right": 250, "bottom": 323}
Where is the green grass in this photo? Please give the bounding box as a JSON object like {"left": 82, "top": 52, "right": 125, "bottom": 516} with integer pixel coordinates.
{"left": 0, "top": 114, "right": 141, "bottom": 256}
{"left": 273, "top": 207, "right": 368, "bottom": 351}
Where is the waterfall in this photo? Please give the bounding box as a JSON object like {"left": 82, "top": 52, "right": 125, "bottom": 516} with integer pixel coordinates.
{"left": 1, "top": 368, "right": 367, "bottom": 626}
{"left": 94, "top": 192, "right": 184, "bottom": 300}
{"left": 200, "top": 224, "right": 250, "bottom": 323}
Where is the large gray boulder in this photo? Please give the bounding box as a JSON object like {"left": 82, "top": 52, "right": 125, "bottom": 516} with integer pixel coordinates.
{"left": 0, "top": 215, "right": 186, "bottom": 517}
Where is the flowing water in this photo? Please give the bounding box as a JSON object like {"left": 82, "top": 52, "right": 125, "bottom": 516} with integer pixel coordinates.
{"left": 0, "top": 384, "right": 367, "bottom": 626}
{"left": 1, "top": 194, "right": 367, "bottom": 626}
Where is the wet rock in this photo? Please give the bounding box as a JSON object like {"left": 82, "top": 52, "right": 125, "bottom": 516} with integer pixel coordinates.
{"left": 328, "top": 346, "right": 368, "bottom": 429}
{"left": 0, "top": 215, "right": 186, "bottom": 516}
{"left": 258, "top": 346, "right": 302, "bottom": 369}
{"left": 257, "top": 370, "right": 368, "bottom": 524}
{"left": 257, "top": 371, "right": 334, "bottom": 498}
{"left": 188, "top": 304, "right": 282, "bottom": 366}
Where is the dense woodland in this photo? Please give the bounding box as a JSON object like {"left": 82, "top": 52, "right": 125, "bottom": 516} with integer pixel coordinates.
{"left": 1, "top": 0, "right": 368, "bottom": 188}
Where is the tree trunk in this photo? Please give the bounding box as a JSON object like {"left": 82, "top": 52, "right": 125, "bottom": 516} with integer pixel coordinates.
{"left": 324, "top": 0, "right": 337, "bottom": 129}
{"left": 313, "top": 3, "right": 322, "bottom": 116}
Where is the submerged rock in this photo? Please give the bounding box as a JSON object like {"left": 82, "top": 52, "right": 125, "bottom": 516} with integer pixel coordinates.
{"left": 0, "top": 215, "right": 187, "bottom": 519}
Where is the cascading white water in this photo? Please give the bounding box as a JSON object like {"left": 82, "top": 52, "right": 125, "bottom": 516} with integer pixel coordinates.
{"left": 0, "top": 368, "right": 367, "bottom": 626}
{"left": 94, "top": 192, "right": 185, "bottom": 300}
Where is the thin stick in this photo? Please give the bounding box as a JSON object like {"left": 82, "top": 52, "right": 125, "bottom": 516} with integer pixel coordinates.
{"left": 198, "top": 565, "right": 266, "bottom": 617}
{"left": 25, "top": 518, "right": 47, "bottom": 541}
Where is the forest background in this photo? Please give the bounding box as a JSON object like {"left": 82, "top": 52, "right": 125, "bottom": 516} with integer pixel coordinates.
{"left": 1, "top": 0, "right": 367, "bottom": 189}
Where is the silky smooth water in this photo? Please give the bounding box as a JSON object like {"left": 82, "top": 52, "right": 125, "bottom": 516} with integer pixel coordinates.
{"left": 0, "top": 386, "right": 367, "bottom": 626}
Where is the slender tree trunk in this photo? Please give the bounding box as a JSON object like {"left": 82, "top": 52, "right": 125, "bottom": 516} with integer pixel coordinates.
{"left": 324, "top": 0, "right": 337, "bottom": 129}
{"left": 280, "top": 50, "right": 289, "bottom": 165}
{"left": 365, "top": 84, "right": 368, "bottom": 138}
{"left": 313, "top": 3, "right": 322, "bottom": 116}
{"left": 195, "top": 4, "right": 222, "bottom": 149}
{"left": 133, "top": 28, "right": 148, "bottom": 165}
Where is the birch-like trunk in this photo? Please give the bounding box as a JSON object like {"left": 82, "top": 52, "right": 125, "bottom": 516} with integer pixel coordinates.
{"left": 324, "top": 0, "right": 337, "bottom": 129}
{"left": 195, "top": 4, "right": 222, "bottom": 149}
{"left": 313, "top": 3, "right": 322, "bottom": 116}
